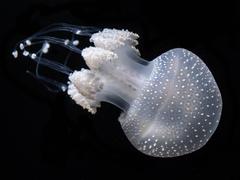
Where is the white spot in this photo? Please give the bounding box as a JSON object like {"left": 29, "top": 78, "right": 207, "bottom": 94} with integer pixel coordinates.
{"left": 23, "top": 50, "right": 29, "bottom": 56}
{"left": 75, "top": 30, "right": 81, "bottom": 35}
{"left": 12, "top": 50, "right": 18, "bottom": 58}
{"left": 64, "top": 39, "right": 70, "bottom": 45}
{"left": 31, "top": 53, "right": 37, "bottom": 59}
{"left": 19, "top": 43, "right": 24, "bottom": 50}
{"left": 25, "top": 39, "right": 31, "bottom": 46}
{"left": 61, "top": 86, "right": 67, "bottom": 92}
{"left": 42, "top": 42, "right": 50, "bottom": 54}
{"left": 73, "top": 40, "right": 79, "bottom": 46}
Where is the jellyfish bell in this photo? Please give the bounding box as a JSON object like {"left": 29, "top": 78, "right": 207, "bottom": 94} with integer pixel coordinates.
{"left": 12, "top": 23, "right": 222, "bottom": 157}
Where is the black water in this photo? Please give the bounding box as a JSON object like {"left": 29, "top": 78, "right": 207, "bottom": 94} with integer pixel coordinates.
{"left": 0, "top": 0, "right": 239, "bottom": 179}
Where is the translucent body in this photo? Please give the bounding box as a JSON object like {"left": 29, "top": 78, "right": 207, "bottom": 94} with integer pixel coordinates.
{"left": 119, "top": 49, "right": 222, "bottom": 157}
{"left": 12, "top": 24, "right": 222, "bottom": 157}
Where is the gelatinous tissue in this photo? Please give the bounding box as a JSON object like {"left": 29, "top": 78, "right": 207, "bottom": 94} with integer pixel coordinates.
{"left": 12, "top": 23, "right": 222, "bottom": 157}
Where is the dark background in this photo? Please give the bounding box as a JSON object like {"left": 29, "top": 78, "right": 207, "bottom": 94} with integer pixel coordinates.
{"left": 0, "top": 0, "right": 239, "bottom": 179}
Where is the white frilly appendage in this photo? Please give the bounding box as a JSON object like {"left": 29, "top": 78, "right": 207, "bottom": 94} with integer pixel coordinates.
{"left": 68, "top": 69, "right": 103, "bottom": 114}
{"left": 67, "top": 28, "right": 152, "bottom": 114}
{"left": 81, "top": 47, "right": 118, "bottom": 70}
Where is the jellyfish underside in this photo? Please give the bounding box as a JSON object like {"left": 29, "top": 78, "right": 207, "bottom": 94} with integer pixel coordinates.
{"left": 13, "top": 23, "right": 222, "bottom": 157}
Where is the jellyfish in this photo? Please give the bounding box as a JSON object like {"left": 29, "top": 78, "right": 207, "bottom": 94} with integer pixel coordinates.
{"left": 12, "top": 23, "right": 222, "bottom": 157}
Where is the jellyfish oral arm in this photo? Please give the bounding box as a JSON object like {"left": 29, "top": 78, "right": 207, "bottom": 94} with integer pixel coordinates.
{"left": 68, "top": 29, "right": 154, "bottom": 113}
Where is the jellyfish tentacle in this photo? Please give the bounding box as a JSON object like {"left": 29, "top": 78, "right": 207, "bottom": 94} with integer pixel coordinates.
{"left": 12, "top": 24, "right": 101, "bottom": 71}
{"left": 30, "top": 23, "right": 101, "bottom": 38}
{"left": 12, "top": 23, "right": 101, "bottom": 60}
{"left": 18, "top": 36, "right": 82, "bottom": 54}
{"left": 12, "top": 24, "right": 95, "bottom": 55}
{"left": 12, "top": 24, "right": 102, "bottom": 92}
{"left": 29, "top": 48, "right": 73, "bottom": 75}
{"left": 26, "top": 45, "right": 72, "bottom": 92}
{"left": 64, "top": 33, "right": 75, "bottom": 66}
{"left": 26, "top": 70, "right": 67, "bottom": 92}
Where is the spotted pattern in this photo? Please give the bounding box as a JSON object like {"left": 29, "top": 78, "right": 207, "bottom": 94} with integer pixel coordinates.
{"left": 119, "top": 48, "right": 222, "bottom": 157}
